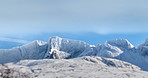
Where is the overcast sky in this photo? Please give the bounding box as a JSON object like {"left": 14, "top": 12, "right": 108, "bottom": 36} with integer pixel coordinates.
{"left": 0, "top": 0, "right": 148, "bottom": 36}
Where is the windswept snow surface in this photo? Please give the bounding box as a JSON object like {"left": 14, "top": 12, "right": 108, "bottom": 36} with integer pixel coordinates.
{"left": 0, "top": 36, "right": 148, "bottom": 72}
{"left": 1, "top": 56, "right": 148, "bottom": 78}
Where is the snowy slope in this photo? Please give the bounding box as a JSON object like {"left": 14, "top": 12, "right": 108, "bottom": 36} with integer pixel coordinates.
{"left": 1, "top": 56, "right": 147, "bottom": 78}
{"left": 45, "top": 36, "right": 90, "bottom": 59}
{"left": 0, "top": 40, "right": 47, "bottom": 64}
{"left": 100, "top": 39, "right": 148, "bottom": 71}
{"left": 138, "top": 38, "right": 148, "bottom": 56}
{"left": 0, "top": 36, "right": 148, "bottom": 71}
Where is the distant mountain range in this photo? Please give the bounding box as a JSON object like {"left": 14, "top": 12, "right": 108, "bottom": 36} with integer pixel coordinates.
{"left": 0, "top": 37, "right": 30, "bottom": 49}
{"left": 0, "top": 41, "right": 23, "bottom": 49}
{"left": 0, "top": 36, "right": 148, "bottom": 71}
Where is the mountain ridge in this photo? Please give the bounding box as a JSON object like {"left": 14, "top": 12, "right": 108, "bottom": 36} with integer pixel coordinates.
{"left": 0, "top": 36, "right": 148, "bottom": 71}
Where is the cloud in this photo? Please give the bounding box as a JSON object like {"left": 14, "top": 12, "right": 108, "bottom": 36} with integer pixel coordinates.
{"left": 0, "top": 0, "right": 148, "bottom": 36}
{"left": 0, "top": 37, "right": 30, "bottom": 44}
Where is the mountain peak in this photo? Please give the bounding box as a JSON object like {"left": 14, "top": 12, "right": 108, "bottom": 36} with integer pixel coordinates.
{"left": 106, "top": 39, "right": 134, "bottom": 49}
{"left": 33, "top": 40, "right": 47, "bottom": 46}
{"left": 0, "top": 37, "right": 148, "bottom": 71}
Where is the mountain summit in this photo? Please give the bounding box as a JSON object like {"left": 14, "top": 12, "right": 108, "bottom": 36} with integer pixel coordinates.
{"left": 0, "top": 36, "right": 148, "bottom": 71}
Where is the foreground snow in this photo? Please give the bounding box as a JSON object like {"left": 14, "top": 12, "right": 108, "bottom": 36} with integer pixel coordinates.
{"left": 0, "top": 56, "right": 147, "bottom": 78}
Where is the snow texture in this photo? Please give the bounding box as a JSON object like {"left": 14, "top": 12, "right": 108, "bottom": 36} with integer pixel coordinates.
{"left": 0, "top": 40, "right": 47, "bottom": 64}
{"left": 1, "top": 56, "right": 147, "bottom": 78}
{"left": 0, "top": 36, "right": 148, "bottom": 72}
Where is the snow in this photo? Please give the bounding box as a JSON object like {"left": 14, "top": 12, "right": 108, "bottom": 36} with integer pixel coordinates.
{"left": 138, "top": 39, "right": 148, "bottom": 56}
{"left": 45, "top": 36, "right": 90, "bottom": 58}
{"left": 95, "top": 43, "right": 124, "bottom": 58}
{"left": 0, "top": 64, "right": 32, "bottom": 78}
{"left": 0, "top": 36, "right": 148, "bottom": 73}
{"left": 1, "top": 56, "right": 147, "bottom": 78}
{"left": 0, "top": 40, "right": 47, "bottom": 64}
{"left": 106, "top": 39, "right": 134, "bottom": 49}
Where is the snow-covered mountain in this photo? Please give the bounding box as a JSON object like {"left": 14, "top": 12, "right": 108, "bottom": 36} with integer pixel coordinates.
{"left": 0, "top": 40, "right": 47, "bottom": 63}
{"left": 138, "top": 38, "right": 148, "bottom": 56}
{"left": 0, "top": 36, "right": 148, "bottom": 71}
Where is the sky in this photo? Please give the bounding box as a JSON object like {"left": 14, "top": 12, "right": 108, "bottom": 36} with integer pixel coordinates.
{"left": 0, "top": 0, "right": 148, "bottom": 47}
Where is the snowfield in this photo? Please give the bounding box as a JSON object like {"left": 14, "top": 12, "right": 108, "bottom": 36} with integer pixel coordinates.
{"left": 1, "top": 56, "right": 148, "bottom": 78}
{"left": 0, "top": 36, "right": 148, "bottom": 78}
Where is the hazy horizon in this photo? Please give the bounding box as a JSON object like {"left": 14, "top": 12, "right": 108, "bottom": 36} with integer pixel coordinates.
{"left": 0, "top": 0, "right": 148, "bottom": 48}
